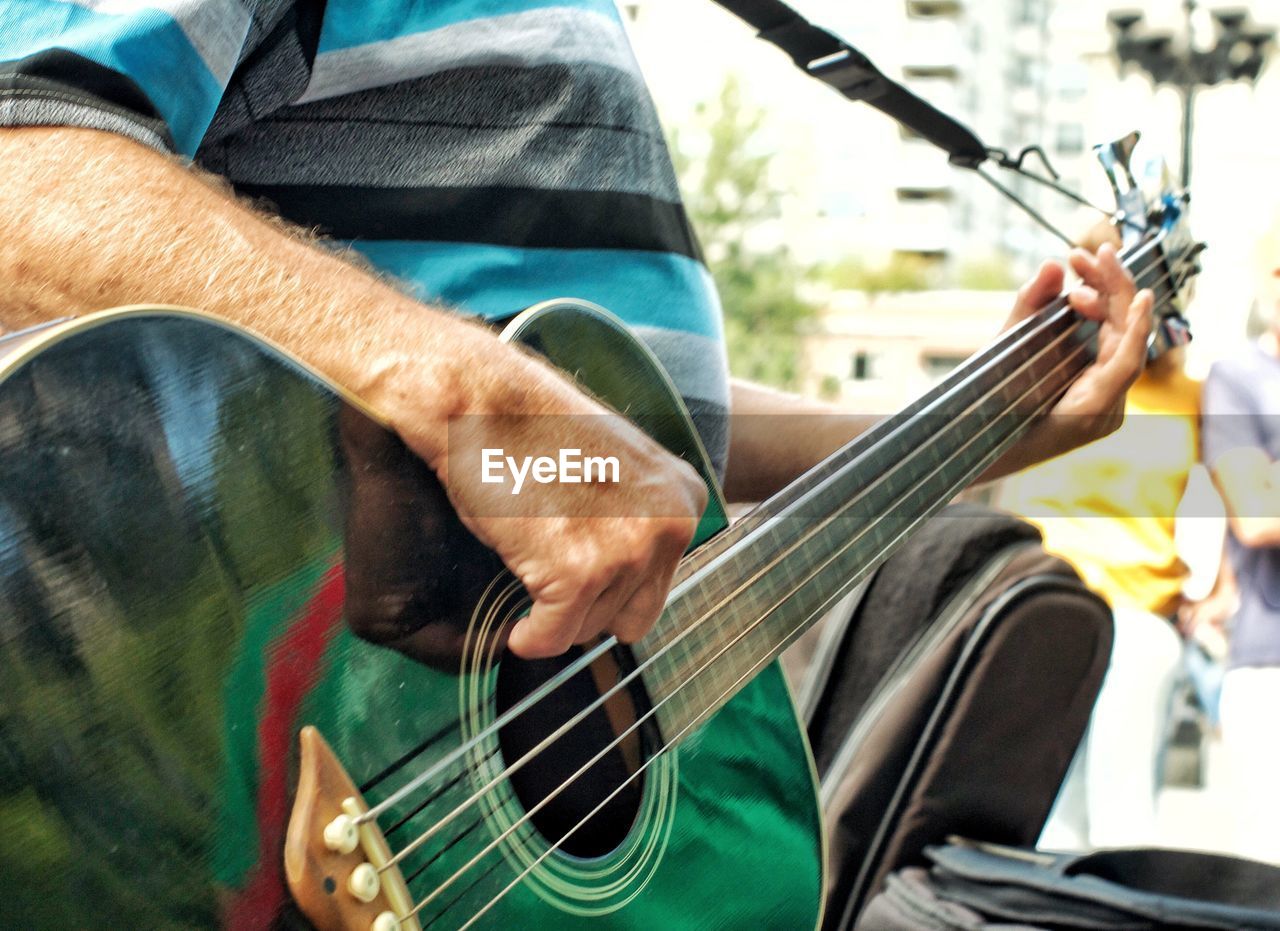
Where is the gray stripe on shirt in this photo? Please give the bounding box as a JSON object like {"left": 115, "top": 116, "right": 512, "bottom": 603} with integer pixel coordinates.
{"left": 68, "top": 0, "right": 252, "bottom": 85}
{"left": 283, "top": 61, "right": 665, "bottom": 139}
{"left": 632, "top": 325, "right": 729, "bottom": 407}
{"left": 297, "top": 7, "right": 638, "bottom": 104}
{"left": 212, "top": 95, "right": 679, "bottom": 199}
{"left": 0, "top": 92, "right": 171, "bottom": 151}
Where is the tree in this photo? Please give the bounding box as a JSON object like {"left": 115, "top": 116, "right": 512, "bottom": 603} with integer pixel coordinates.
{"left": 670, "top": 77, "right": 818, "bottom": 390}
{"left": 820, "top": 254, "right": 935, "bottom": 295}
{"left": 954, "top": 256, "right": 1019, "bottom": 291}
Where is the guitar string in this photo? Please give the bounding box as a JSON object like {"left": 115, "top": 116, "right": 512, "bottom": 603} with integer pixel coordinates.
{"left": 403, "top": 815, "right": 489, "bottom": 885}
{"left": 362, "top": 240, "right": 1186, "bottom": 865}
{"left": 357, "top": 233, "right": 1175, "bottom": 826}
{"left": 396, "top": 246, "right": 1196, "bottom": 917}
{"left": 372, "top": 270, "right": 1101, "bottom": 872}
{"left": 438, "top": 319, "right": 1121, "bottom": 929}
{"left": 384, "top": 747, "right": 499, "bottom": 838}
{"left": 422, "top": 861, "right": 507, "bottom": 930}
{"left": 363, "top": 637, "right": 618, "bottom": 821}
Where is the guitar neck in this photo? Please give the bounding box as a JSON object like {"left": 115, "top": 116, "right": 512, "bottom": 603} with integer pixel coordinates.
{"left": 635, "top": 238, "right": 1175, "bottom": 744}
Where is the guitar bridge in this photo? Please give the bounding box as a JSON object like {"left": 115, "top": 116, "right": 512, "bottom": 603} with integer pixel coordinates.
{"left": 285, "top": 727, "right": 422, "bottom": 931}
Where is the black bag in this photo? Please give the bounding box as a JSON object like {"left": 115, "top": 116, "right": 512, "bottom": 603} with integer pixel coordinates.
{"left": 857, "top": 838, "right": 1280, "bottom": 930}
{"left": 783, "top": 504, "right": 1114, "bottom": 931}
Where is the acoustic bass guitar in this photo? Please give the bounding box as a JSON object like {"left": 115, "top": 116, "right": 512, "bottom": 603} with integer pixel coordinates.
{"left": 0, "top": 135, "right": 1198, "bottom": 929}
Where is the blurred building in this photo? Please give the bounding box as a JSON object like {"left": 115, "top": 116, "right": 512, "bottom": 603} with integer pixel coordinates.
{"left": 624, "top": 0, "right": 1075, "bottom": 278}
{"left": 801, "top": 289, "right": 1013, "bottom": 414}
{"left": 624, "top": 0, "right": 1280, "bottom": 377}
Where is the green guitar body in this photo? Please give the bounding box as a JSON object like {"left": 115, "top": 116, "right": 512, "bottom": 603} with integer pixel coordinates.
{"left": 0, "top": 303, "right": 822, "bottom": 929}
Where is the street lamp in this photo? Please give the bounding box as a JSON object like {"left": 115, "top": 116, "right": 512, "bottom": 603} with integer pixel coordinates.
{"left": 1107, "top": 0, "right": 1275, "bottom": 187}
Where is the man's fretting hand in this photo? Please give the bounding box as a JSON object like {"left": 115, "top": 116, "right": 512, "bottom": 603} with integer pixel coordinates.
{"left": 984, "top": 242, "right": 1152, "bottom": 479}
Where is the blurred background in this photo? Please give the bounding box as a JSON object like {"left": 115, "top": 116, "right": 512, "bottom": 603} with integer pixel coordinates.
{"left": 622, "top": 0, "right": 1280, "bottom": 860}
{"left": 623, "top": 0, "right": 1280, "bottom": 398}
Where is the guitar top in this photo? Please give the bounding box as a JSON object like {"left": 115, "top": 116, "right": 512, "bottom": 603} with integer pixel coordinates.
{"left": 0, "top": 305, "right": 824, "bottom": 930}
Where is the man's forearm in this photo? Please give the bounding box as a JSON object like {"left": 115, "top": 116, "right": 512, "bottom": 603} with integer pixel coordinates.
{"left": 0, "top": 126, "right": 503, "bottom": 466}
{"left": 723, "top": 379, "right": 877, "bottom": 502}
{"left": 0, "top": 126, "right": 719, "bottom": 659}
{"left": 723, "top": 377, "right": 1106, "bottom": 502}
{"left": 723, "top": 378, "right": 1081, "bottom": 502}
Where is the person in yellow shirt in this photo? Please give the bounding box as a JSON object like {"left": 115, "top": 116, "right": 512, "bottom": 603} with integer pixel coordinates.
{"left": 998, "top": 345, "right": 1201, "bottom": 848}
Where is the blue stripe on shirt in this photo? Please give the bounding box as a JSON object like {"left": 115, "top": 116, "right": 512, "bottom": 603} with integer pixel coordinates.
{"left": 349, "top": 240, "right": 724, "bottom": 342}
{"left": 0, "top": 0, "right": 233, "bottom": 154}
{"left": 316, "top": 0, "right": 621, "bottom": 53}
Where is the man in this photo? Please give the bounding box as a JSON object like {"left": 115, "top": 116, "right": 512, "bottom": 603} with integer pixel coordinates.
{"left": 1202, "top": 286, "right": 1280, "bottom": 865}
{"left": 0, "top": 2, "right": 1147, "bottom": 662}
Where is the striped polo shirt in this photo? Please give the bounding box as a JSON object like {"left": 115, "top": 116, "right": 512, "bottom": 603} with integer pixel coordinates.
{"left": 0, "top": 0, "right": 731, "bottom": 474}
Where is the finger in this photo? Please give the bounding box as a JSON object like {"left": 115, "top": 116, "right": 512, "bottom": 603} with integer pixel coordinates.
{"left": 1008, "top": 261, "right": 1065, "bottom": 324}
{"left": 612, "top": 518, "right": 692, "bottom": 643}
{"left": 1094, "top": 243, "right": 1134, "bottom": 310}
{"left": 1070, "top": 243, "right": 1132, "bottom": 321}
{"left": 1066, "top": 285, "right": 1102, "bottom": 320}
{"left": 1067, "top": 245, "right": 1096, "bottom": 281}
{"left": 508, "top": 573, "right": 611, "bottom": 659}
{"left": 577, "top": 571, "right": 647, "bottom": 645}
{"left": 1087, "top": 289, "right": 1152, "bottom": 397}
{"left": 1107, "top": 286, "right": 1153, "bottom": 360}
{"left": 611, "top": 575, "right": 669, "bottom": 645}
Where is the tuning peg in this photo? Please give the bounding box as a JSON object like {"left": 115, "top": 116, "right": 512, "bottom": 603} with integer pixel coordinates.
{"left": 1095, "top": 131, "right": 1141, "bottom": 199}
{"left": 1093, "top": 131, "right": 1159, "bottom": 247}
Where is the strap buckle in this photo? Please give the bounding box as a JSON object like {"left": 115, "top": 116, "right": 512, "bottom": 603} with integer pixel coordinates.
{"left": 804, "top": 46, "right": 888, "bottom": 102}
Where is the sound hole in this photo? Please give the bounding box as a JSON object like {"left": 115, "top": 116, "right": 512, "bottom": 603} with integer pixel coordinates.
{"left": 495, "top": 643, "right": 656, "bottom": 859}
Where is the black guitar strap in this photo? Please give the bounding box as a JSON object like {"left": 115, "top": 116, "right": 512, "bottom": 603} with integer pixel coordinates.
{"left": 708, "top": 0, "right": 990, "bottom": 169}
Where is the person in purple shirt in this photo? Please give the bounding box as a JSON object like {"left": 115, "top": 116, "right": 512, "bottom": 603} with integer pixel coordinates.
{"left": 1203, "top": 293, "right": 1280, "bottom": 865}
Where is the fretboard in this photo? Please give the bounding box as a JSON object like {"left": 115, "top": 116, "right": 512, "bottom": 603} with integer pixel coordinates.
{"left": 635, "top": 236, "right": 1177, "bottom": 744}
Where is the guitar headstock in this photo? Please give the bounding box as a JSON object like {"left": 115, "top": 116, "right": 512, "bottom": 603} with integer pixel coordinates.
{"left": 1095, "top": 131, "right": 1204, "bottom": 362}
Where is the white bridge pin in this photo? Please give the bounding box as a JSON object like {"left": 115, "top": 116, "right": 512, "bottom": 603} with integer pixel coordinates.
{"left": 323, "top": 813, "right": 360, "bottom": 854}
{"left": 348, "top": 863, "right": 381, "bottom": 903}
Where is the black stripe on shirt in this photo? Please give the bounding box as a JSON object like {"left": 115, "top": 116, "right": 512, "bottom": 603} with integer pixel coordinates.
{"left": 233, "top": 182, "right": 704, "bottom": 261}
{"left": 0, "top": 50, "right": 175, "bottom": 150}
